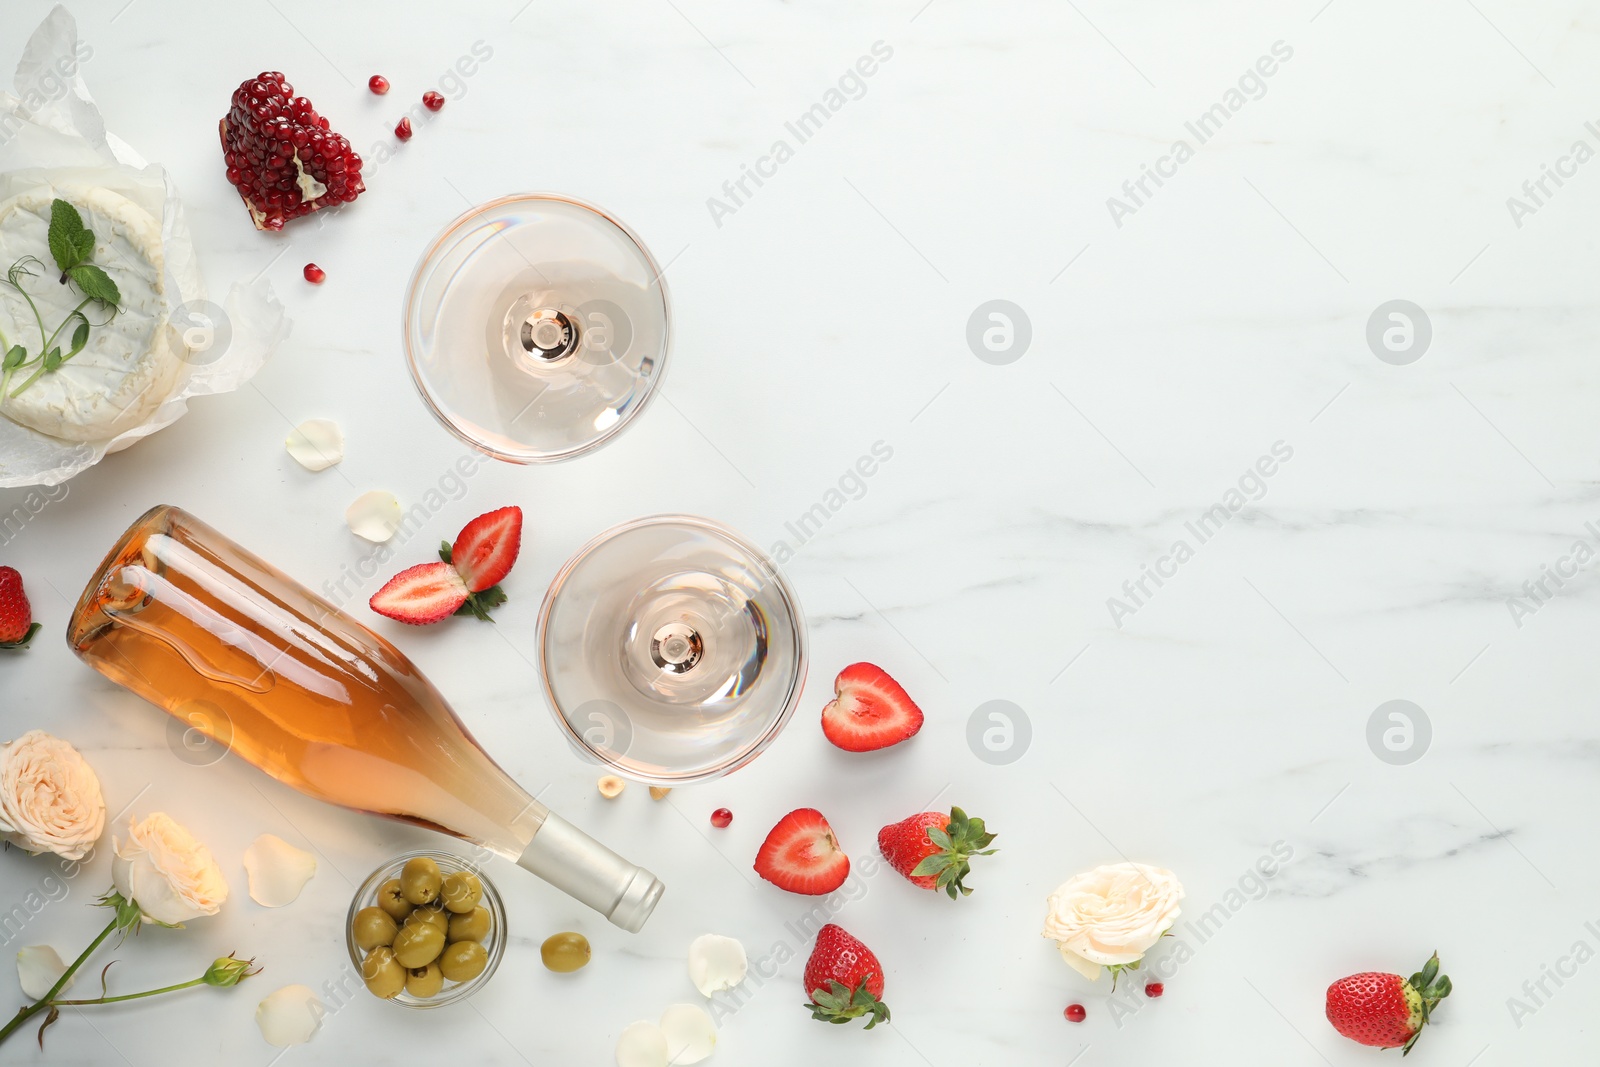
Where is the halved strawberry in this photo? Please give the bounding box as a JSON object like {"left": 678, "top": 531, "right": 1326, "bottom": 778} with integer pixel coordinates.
{"left": 754, "top": 808, "right": 850, "bottom": 895}
{"left": 370, "top": 562, "right": 468, "bottom": 625}
{"left": 821, "top": 663, "right": 924, "bottom": 752}
{"left": 450, "top": 506, "right": 522, "bottom": 593}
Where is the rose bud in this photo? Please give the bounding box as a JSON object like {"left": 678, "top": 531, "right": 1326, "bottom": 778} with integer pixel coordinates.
{"left": 203, "top": 954, "right": 261, "bottom": 988}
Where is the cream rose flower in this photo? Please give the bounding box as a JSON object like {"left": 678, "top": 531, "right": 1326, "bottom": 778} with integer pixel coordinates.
{"left": 0, "top": 731, "right": 106, "bottom": 861}
{"left": 1042, "top": 862, "right": 1184, "bottom": 981}
{"left": 111, "top": 813, "right": 228, "bottom": 925}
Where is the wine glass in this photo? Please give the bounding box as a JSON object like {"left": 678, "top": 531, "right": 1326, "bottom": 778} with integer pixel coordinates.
{"left": 538, "top": 515, "right": 808, "bottom": 785}
{"left": 402, "top": 193, "right": 670, "bottom": 463}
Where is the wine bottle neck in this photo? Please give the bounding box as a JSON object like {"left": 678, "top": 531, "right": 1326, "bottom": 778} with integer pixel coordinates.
{"left": 515, "top": 812, "right": 664, "bottom": 932}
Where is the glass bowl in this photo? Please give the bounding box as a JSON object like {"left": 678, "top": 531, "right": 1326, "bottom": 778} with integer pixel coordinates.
{"left": 346, "top": 849, "right": 507, "bottom": 1009}
{"left": 538, "top": 514, "right": 808, "bottom": 786}
{"left": 402, "top": 192, "right": 672, "bottom": 464}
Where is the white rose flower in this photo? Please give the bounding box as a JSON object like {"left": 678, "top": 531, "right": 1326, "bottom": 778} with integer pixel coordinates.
{"left": 0, "top": 731, "right": 106, "bottom": 861}
{"left": 111, "top": 813, "right": 228, "bottom": 925}
{"left": 1042, "top": 862, "right": 1184, "bottom": 981}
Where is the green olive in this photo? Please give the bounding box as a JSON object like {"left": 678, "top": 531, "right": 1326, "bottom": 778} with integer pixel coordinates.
{"left": 406, "top": 904, "right": 450, "bottom": 933}
{"left": 362, "top": 947, "right": 406, "bottom": 999}
{"left": 352, "top": 906, "right": 399, "bottom": 950}
{"left": 439, "top": 939, "right": 488, "bottom": 983}
{"left": 377, "top": 878, "right": 412, "bottom": 922}
{"left": 540, "top": 931, "right": 591, "bottom": 973}
{"left": 392, "top": 921, "right": 446, "bottom": 968}
{"left": 405, "top": 962, "right": 444, "bottom": 998}
{"left": 399, "top": 857, "right": 442, "bottom": 906}
{"left": 448, "top": 906, "right": 492, "bottom": 943}
{"left": 440, "top": 871, "right": 483, "bottom": 914}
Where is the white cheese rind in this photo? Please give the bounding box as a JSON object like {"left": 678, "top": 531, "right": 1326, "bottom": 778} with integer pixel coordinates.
{"left": 0, "top": 186, "right": 174, "bottom": 441}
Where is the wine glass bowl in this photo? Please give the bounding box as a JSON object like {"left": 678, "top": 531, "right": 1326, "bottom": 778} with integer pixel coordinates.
{"left": 539, "top": 516, "right": 808, "bottom": 785}
{"left": 403, "top": 193, "right": 671, "bottom": 463}
{"left": 346, "top": 849, "right": 508, "bottom": 1010}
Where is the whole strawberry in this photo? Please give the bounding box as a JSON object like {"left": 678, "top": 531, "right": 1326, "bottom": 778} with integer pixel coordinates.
{"left": 1326, "top": 953, "right": 1451, "bottom": 1054}
{"left": 877, "top": 806, "right": 997, "bottom": 898}
{"left": 802, "top": 924, "right": 889, "bottom": 1029}
{"left": 0, "top": 567, "right": 39, "bottom": 649}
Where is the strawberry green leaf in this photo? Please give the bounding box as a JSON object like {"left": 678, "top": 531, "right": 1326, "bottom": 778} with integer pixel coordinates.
{"left": 917, "top": 807, "right": 1001, "bottom": 899}
{"left": 453, "top": 584, "right": 508, "bottom": 621}
{"left": 0, "top": 622, "right": 41, "bottom": 650}
{"left": 805, "top": 979, "right": 890, "bottom": 1029}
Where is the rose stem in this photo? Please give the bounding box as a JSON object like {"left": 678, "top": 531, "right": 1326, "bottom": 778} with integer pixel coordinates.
{"left": 0, "top": 916, "right": 117, "bottom": 1047}
{"left": 49, "top": 977, "right": 208, "bottom": 1006}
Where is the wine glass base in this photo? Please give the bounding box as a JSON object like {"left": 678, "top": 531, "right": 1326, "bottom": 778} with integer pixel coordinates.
{"left": 539, "top": 516, "right": 807, "bottom": 784}
{"left": 404, "top": 193, "right": 671, "bottom": 464}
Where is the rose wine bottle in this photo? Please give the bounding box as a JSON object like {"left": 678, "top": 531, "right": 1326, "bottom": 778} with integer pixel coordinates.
{"left": 67, "top": 506, "right": 662, "bottom": 931}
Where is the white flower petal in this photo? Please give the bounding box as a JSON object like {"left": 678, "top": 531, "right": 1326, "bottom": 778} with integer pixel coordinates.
{"left": 345, "top": 491, "right": 402, "bottom": 543}
{"left": 112, "top": 813, "right": 227, "bottom": 925}
{"left": 615, "top": 1021, "right": 669, "bottom": 1067}
{"left": 1057, "top": 944, "right": 1104, "bottom": 982}
{"left": 687, "top": 934, "right": 747, "bottom": 997}
{"left": 255, "top": 984, "right": 323, "bottom": 1047}
{"left": 17, "top": 946, "right": 70, "bottom": 1000}
{"left": 242, "top": 833, "right": 317, "bottom": 908}
{"left": 285, "top": 419, "right": 343, "bottom": 472}
{"left": 659, "top": 1003, "right": 716, "bottom": 1064}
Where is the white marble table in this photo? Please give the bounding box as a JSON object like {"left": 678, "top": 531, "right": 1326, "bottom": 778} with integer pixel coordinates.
{"left": 2, "top": 0, "right": 1598, "bottom": 1062}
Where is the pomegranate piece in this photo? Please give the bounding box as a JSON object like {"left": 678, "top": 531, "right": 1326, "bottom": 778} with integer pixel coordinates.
{"left": 422, "top": 90, "right": 445, "bottom": 112}
{"left": 710, "top": 808, "right": 732, "bottom": 828}
{"left": 303, "top": 263, "right": 325, "bottom": 284}
{"left": 368, "top": 75, "right": 390, "bottom": 95}
{"left": 1064, "top": 1004, "right": 1086, "bottom": 1023}
{"left": 220, "top": 71, "right": 365, "bottom": 231}
{"left": 395, "top": 117, "right": 413, "bottom": 141}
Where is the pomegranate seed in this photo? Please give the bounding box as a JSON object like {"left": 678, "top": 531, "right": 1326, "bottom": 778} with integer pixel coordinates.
{"left": 1144, "top": 982, "right": 1164, "bottom": 998}
{"left": 1064, "top": 1004, "right": 1086, "bottom": 1023}
{"left": 710, "top": 808, "right": 732, "bottom": 829}
{"left": 394, "top": 117, "right": 413, "bottom": 141}
{"left": 368, "top": 75, "right": 389, "bottom": 95}
{"left": 422, "top": 90, "right": 445, "bottom": 112}
{"left": 303, "top": 263, "right": 325, "bottom": 284}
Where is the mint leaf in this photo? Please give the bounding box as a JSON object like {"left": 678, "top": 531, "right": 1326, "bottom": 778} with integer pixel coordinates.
{"left": 41, "top": 347, "right": 61, "bottom": 372}
{"left": 67, "top": 263, "right": 119, "bottom": 308}
{"left": 47, "top": 199, "right": 92, "bottom": 274}
{"left": 68, "top": 319, "right": 89, "bottom": 357}
{"left": 2, "top": 345, "right": 24, "bottom": 371}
